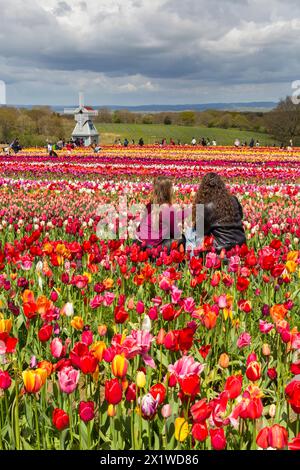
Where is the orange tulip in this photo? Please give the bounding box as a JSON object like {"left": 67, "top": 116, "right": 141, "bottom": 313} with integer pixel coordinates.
{"left": 42, "top": 242, "right": 53, "bottom": 255}
{"left": 270, "top": 304, "right": 287, "bottom": 323}
{"left": 112, "top": 354, "right": 128, "bottom": 378}
{"left": 22, "top": 289, "right": 35, "bottom": 303}
{"left": 90, "top": 341, "right": 106, "bottom": 361}
{"left": 203, "top": 310, "right": 217, "bottom": 329}
{"left": 38, "top": 360, "right": 53, "bottom": 377}
{"left": 0, "top": 318, "right": 12, "bottom": 334}
{"left": 103, "top": 278, "right": 114, "bottom": 289}
{"left": 70, "top": 316, "right": 84, "bottom": 330}
{"left": 36, "top": 296, "right": 52, "bottom": 316}
{"left": 22, "top": 368, "right": 47, "bottom": 393}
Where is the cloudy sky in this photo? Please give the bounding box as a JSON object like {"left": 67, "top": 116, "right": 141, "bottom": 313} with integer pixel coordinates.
{"left": 0, "top": 0, "right": 299, "bottom": 105}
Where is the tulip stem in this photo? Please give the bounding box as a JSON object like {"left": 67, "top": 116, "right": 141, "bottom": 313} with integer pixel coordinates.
{"left": 131, "top": 403, "right": 135, "bottom": 450}
{"left": 33, "top": 397, "right": 40, "bottom": 450}
{"left": 69, "top": 395, "right": 73, "bottom": 448}
{"left": 14, "top": 368, "right": 20, "bottom": 450}
{"left": 0, "top": 398, "right": 3, "bottom": 450}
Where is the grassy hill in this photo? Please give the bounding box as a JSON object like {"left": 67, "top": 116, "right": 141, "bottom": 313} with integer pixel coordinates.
{"left": 97, "top": 123, "right": 276, "bottom": 145}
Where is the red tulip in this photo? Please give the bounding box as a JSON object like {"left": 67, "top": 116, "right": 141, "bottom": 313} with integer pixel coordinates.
{"left": 192, "top": 422, "right": 208, "bottom": 442}
{"left": 288, "top": 433, "right": 300, "bottom": 450}
{"left": 179, "top": 374, "right": 200, "bottom": 400}
{"left": 79, "top": 401, "right": 95, "bottom": 422}
{"left": 52, "top": 408, "right": 69, "bottom": 431}
{"left": 256, "top": 426, "right": 270, "bottom": 449}
{"left": 114, "top": 306, "right": 129, "bottom": 324}
{"left": 285, "top": 380, "right": 300, "bottom": 413}
{"left": 0, "top": 370, "right": 12, "bottom": 390}
{"left": 267, "top": 367, "right": 277, "bottom": 380}
{"left": 105, "top": 378, "right": 123, "bottom": 405}
{"left": 125, "top": 383, "right": 136, "bottom": 402}
{"left": 246, "top": 361, "right": 261, "bottom": 382}
{"left": 149, "top": 383, "right": 166, "bottom": 404}
{"left": 210, "top": 428, "right": 226, "bottom": 450}
{"left": 38, "top": 324, "right": 53, "bottom": 343}
{"left": 190, "top": 398, "right": 213, "bottom": 423}
{"left": 236, "top": 277, "right": 250, "bottom": 292}
{"left": 224, "top": 374, "right": 243, "bottom": 399}
{"left": 80, "top": 354, "right": 98, "bottom": 374}
{"left": 256, "top": 425, "right": 288, "bottom": 449}
{"left": 268, "top": 424, "right": 288, "bottom": 449}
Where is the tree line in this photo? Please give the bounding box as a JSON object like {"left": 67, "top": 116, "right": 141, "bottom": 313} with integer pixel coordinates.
{"left": 0, "top": 97, "right": 299, "bottom": 146}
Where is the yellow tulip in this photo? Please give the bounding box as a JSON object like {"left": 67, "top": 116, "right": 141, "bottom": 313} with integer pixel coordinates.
{"left": 83, "top": 272, "right": 92, "bottom": 283}
{"left": 174, "top": 417, "right": 189, "bottom": 442}
{"left": 287, "top": 251, "right": 298, "bottom": 262}
{"left": 286, "top": 260, "right": 297, "bottom": 273}
{"left": 136, "top": 371, "right": 146, "bottom": 388}
{"left": 0, "top": 318, "right": 12, "bottom": 334}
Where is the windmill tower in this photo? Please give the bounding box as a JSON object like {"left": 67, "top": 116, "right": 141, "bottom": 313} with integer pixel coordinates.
{"left": 64, "top": 92, "right": 99, "bottom": 146}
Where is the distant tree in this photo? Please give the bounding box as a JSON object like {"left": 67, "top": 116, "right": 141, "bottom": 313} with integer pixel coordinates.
{"left": 142, "top": 114, "right": 153, "bottom": 124}
{"left": 266, "top": 96, "right": 300, "bottom": 145}
{"left": 97, "top": 108, "right": 113, "bottom": 123}
{"left": 179, "top": 111, "right": 196, "bottom": 126}
{"left": 164, "top": 115, "right": 172, "bottom": 125}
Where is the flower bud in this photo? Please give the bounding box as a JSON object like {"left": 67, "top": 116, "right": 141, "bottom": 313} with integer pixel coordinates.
{"left": 269, "top": 404, "right": 276, "bottom": 418}
{"left": 262, "top": 343, "right": 271, "bottom": 356}
{"left": 107, "top": 404, "right": 116, "bottom": 417}
{"left": 161, "top": 404, "right": 172, "bottom": 419}
{"left": 136, "top": 371, "right": 146, "bottom": 388}
{"left": 219, "top": 353, "right": 229, "bottom": 368}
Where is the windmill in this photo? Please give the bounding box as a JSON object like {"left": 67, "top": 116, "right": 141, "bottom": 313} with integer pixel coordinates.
{"left": 64, "top": 92, "right": 99, "bottom": 146}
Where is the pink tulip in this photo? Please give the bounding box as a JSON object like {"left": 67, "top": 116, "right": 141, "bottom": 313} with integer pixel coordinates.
{"left": 237, "top": 332, "right": 251, "bottom": 349}
{"left": 50, "top": 338, "right": 63, "bottom": 359}
{"left": 58, "top": 366, "right": 80, "bottom": 394}
{"left": 259, "top": 320, "right": 274, "bottom": 334}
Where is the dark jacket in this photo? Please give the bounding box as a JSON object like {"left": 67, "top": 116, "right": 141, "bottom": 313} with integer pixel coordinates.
{"left": 203, "top": 196, "right": 246, "bottom": 252}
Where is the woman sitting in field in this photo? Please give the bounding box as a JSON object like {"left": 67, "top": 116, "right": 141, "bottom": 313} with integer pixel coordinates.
{"left": 186, "top": 172, "right": 246, "bottom": 255}
{"left": 135, "top": 176, "right": 185, "bottom": 252}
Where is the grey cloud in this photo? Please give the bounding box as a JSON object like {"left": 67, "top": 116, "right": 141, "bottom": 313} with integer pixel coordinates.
{"left": 0, "top": 0, "right": 299, "bottom": 104}
{"left": 53, "top": 1, "right": 73, "bottom": 16}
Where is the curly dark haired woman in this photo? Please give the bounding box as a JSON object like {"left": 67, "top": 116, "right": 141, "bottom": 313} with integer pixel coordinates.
{"left": 186, "top": 172, "right": 246, "bottom": 254}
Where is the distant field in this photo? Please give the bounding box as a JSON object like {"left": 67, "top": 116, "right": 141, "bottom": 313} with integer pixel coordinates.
{"left": 96, "top": 123, "right": 276, "bottom": 145}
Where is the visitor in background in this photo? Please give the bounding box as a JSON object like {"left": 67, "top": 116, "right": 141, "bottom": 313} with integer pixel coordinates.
{"left": 185, "top": 172, "right": 246, "bottom": 255}
{"left": 249, "top": 138, "right": 255, "bottom": 148}
{"left": 255, "top": 140, "right": 260, "bottom": 147}
{"left": 201, "top": 137, "right": 207, "bottom": 146}
{"left": 124, "top": 138, "right": 129, "bottom": 147}
{"left": 212, "top": 139, "right": 217, "bottom": 146}
{"left": 234, "top": 138, "right": 240, "bottom": 147}
{"left": 191, "top": 137, "right": 197, "bottom": 146}
{"left": 139, "top": 138, "right": 144, "bottom": 146}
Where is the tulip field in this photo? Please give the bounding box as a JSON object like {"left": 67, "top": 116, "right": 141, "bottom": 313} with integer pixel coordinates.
{"left": 1, "top": 145, "right": 300, "bottom": 451}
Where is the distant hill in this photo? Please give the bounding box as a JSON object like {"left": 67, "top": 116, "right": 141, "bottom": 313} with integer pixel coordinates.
{"left": 4, "top": 101, "right": 277, "bottom": 113}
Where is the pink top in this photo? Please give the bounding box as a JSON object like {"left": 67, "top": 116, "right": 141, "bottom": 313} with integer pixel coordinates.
{"left": 136, "top": 203, "right": 184, "bottom": 247}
